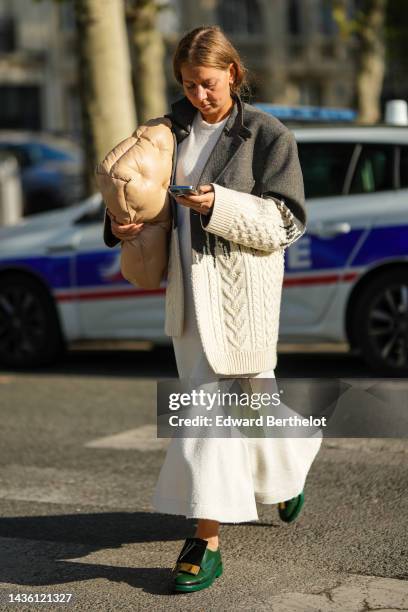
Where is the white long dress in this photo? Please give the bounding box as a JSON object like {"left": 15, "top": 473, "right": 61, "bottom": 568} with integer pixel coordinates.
{"left": 151, "top": 111, "right": 322, "bottom": 523}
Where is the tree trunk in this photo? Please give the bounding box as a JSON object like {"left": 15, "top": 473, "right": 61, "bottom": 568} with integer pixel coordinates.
{"left": 127, "top": 1, "right": 167, "bottom": 124}
{"left": 356, "top": 0, "right": 387, "bottom": 124}
{"left": 74, "top": 0, "right": 137, "bottom": 193}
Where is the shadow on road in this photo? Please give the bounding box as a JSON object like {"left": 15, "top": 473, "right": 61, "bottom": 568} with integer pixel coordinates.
{"left": 0, "top": 511, "right": 271, "bottom": 596}
{"left": 0, "top": 347, "right": 178, "bottom": 379}
{"left": 0, "top": 346, "right": 378, "bottom": 378}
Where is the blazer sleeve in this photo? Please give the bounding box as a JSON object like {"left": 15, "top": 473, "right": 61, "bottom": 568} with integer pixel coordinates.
{"left": 200, "top": 131, "right": 306, "bottom": 253}
{"left": 260, "top": 129, "right": 306, "bottom": 228}
{"left": 103, "top": 208, "right": 121, "bottom": 248}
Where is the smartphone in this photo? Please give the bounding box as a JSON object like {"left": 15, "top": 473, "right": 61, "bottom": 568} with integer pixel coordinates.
{"left": 168, "top": 185, "right": 199, "bottom": 197}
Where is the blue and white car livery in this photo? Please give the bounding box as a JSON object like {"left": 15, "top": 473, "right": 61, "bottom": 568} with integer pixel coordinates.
{"left": 0, "top": 124, "right": 407, "bottom": 373}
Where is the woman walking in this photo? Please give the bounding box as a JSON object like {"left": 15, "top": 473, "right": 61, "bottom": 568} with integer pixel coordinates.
{"left": 103, "top": 25, "right": 322, "bottom": 593}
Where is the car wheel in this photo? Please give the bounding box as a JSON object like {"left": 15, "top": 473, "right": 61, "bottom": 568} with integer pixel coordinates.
{"left": 353, "top": 269, "right": 408, "bottom": 375}
{"left": 0, "top": 274, "right": 65, "bottom": 368}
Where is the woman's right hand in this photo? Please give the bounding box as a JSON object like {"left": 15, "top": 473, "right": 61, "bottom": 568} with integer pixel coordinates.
{"left": 108, "top": 210, "right": 144, "bottom": 241}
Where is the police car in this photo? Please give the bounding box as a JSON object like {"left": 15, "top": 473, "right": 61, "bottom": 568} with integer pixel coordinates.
{"left": 0, "top": 104, "right": 407, "bottom": 374}
{"left": 283, "top": 122, "right": 408, "bottom": 374}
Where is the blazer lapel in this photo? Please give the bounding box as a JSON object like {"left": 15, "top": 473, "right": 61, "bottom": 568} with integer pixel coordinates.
{"left": 191, "top": 95, "right": 252, "bottom": 255}
{"left": 196, "top": 95, "right": 251, "bottom": 186}
{"left": 166, "top": 94, "right": 252, "bottom": 254}
{"left": 166, "top": 97, "right": 195, "bottom": 229}
{"left": 167, "top": 93, "right": 252, "bottom": 186}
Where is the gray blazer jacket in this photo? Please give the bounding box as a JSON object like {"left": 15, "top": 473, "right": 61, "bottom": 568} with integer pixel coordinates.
{"left": 103, "top": 93, "right": 306, "bottom": 256}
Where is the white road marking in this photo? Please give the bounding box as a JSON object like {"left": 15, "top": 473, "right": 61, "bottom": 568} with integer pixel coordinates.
{"left": 84, "top": 425, "right": 169, "bottom": 451}
{"left": 0, "top": 464, "right": 157, "bottom": 509}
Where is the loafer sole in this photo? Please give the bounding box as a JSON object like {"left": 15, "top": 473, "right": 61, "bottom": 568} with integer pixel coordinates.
{"left": 172, "top": 563, "right": 223, "bottom": 593}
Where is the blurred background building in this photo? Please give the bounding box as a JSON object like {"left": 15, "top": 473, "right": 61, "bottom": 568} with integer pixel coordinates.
{"left": 165, "top": 0, "right": 355, "bottom": 107}
{"left": 0, "top": 0, "right": 406, "bottom": 139}
{"left": 0, "top": 0, "right": 79, "bottom": 136}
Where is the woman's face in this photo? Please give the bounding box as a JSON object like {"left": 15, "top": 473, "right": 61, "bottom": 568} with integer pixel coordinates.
{"left": 180, "top": 63, "right": 235, "bottom": 122}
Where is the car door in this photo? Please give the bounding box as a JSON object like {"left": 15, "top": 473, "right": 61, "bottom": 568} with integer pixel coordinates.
{"left": 73, "top": 204, "right": 167, "bottom": 341}
{"left": 280, "top": 139, "right": 396, "bottom": 334}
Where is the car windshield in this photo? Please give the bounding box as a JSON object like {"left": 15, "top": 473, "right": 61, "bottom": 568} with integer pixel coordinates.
{"left": 35, "top": 142, "right": 77, "bottom": 162}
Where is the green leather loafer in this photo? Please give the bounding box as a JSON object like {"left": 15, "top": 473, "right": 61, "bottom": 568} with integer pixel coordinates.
{"left": 171, "top": 537, "right": 223, "bottom": 593}
{"left": 278, "top": 490, "right": 305, "bottom": 523}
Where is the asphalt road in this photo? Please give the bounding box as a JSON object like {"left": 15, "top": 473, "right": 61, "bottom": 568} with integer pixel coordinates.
{"left": 0, "top": 347, "right": 407, "bottom": 611}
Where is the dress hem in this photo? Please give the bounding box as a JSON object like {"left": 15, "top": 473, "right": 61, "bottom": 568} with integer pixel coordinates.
{"left": 151, "top": 494, "right": 259, "bottom": 523}
{"left": 255, "top": 484, "right": 305, "bottom": 505}
{"left": 151, "top": 480, "right": 307, "bottom": 522}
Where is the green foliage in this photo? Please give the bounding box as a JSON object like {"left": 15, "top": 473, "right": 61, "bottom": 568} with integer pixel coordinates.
{"left": 323, "top": 0, "right": 407, "bottom": 45}
{"left": 324, "top": 0, "right": 383, "bottom": 40}
{"left": 332, "top": 1, "right": 360, "bottom": 38}
{"left": 323, "top": 0, "right": 407, "bottom": 64}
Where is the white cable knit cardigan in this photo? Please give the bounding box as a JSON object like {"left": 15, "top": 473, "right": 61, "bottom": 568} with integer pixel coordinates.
{"left": 164, "top": 182, "right": 304, "bottom": 375}
{"left": 102, "top": 95, "right": 307, "bottom": 375}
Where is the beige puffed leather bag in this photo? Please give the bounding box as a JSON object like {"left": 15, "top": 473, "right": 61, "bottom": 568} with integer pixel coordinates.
{"left": 95, "top": 117, "right": 174, "bottom": 289}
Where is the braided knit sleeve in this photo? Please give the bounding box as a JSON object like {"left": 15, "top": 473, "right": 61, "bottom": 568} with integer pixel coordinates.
{"left": 200, "top": 184, "right": 305, "bottom": 252}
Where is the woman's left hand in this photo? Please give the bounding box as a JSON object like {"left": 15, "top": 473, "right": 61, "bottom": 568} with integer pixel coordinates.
{"left": 173, "top": 184, "right": 214, "bottom": 216}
